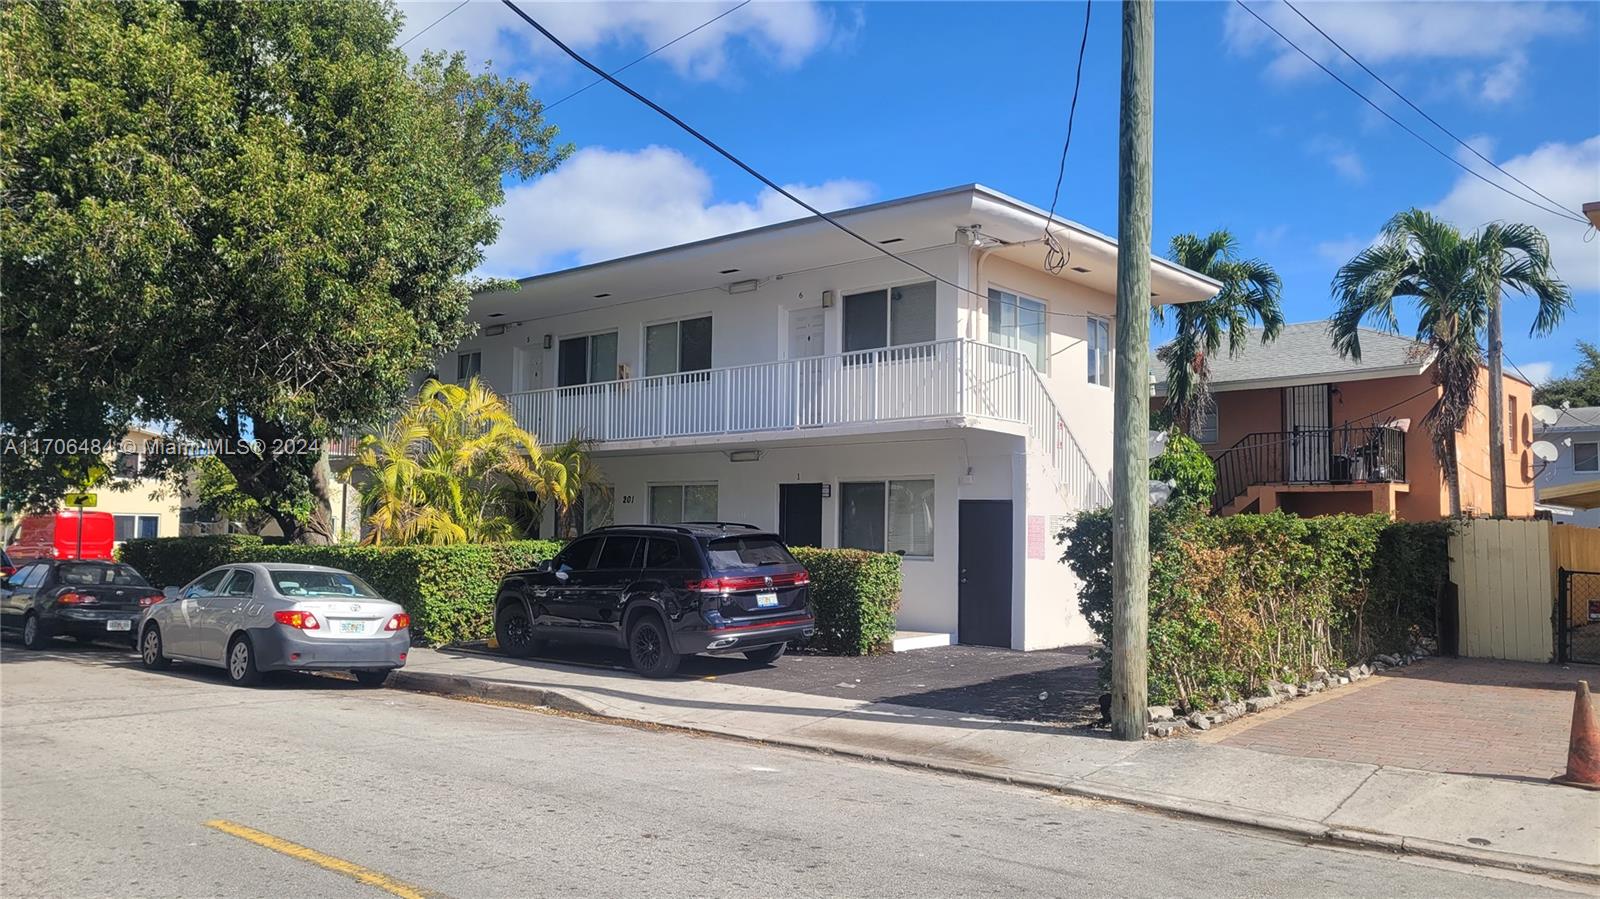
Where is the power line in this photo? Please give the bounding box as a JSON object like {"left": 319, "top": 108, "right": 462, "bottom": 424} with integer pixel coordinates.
{"left": 1232, "top": 0, "right": 1587, "bottom": 227}
{"left": 1043, "top": 0, "right": 1094, "bottom": 274}
{"left": 398, "top": 0, "right": 470, "bottom": 50}
{"left": 1279, "top": 0, "right": 1583, "bottom": 225}
{"left": 545, "top": 1, "right": 752, "bottom": 112}
{"left": 498, "top": 0, "right": 1108, "bottom": 322}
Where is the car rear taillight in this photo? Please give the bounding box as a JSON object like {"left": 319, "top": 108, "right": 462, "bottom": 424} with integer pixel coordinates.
{"left": 687, "top": 572, "right": 811, "bottom": 592}
{"left": 57, "top": 592, "right": 90, "bottom": 605}
{"left": 0, "top": 566, "right": 14, "bottom": 577}
{"left": 139, "top": 594, "right": 163, "bottom": 607}
{"left": 274, "top": 610, "right": 320, "bottom": 629}
{"left": 385, "top": 613, "right": 410, "bottom": 631}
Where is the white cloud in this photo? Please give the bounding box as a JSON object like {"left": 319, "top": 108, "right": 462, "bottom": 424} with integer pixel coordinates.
{"left": 479, "top": 145, "right": 875, "bottom": 276}
{"left": 1316, "top": 235, "right": 1374, "bottom": 263}
{"left": 1429, "top": 135, "right": 1600, "bottom": 291}
{"left": 1224, "top": 1, "right": 1584, "bottom": 103}
{"left": 1518, "top": 361, "right": 1554, "bottom": 385}
{"left": 394, "top": 1, "right": 838, "bottom": 80}
{"left": 1306, "top": 135, "right": 1366, "bottom": 182}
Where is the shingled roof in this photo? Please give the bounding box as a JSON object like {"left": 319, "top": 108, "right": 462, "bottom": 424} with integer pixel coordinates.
{"left": 1156, "top": 321, "right": 1435, "bottom": 394}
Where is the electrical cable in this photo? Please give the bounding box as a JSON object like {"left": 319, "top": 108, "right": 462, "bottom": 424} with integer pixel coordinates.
{"left": 1043, "top": 1, "right": 1094, "bottom": 274}
{"left": 544, "top": 1, "right": 752, "bottom": 112}
{"left": 1233, "top": 0, "right": 1587, "bottom": 227}
{"left": 398, "top": 0, "right": 470, "bottom": 50}
{"left": 498, "top": 0, "right": 1115, "bottom": 322}
{"left": 1279, "top": 0, "right": 1582, "bottom": 225}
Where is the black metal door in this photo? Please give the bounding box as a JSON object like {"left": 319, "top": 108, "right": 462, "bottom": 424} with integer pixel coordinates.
{"left": 778, "top": 484, "right": 824, "bottom": 548}
{"left": 958, "top": 500, "right": 1012, "bottom": 648}
{"left": 1558, "top": 568, "right": 1600, "bottom": 665}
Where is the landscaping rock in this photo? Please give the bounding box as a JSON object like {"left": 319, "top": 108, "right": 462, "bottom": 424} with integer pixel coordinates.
{"left": 1187, "top": 713, "right": 1211, "bottom": 731}
{"left": 1148, "top": 721, "right": 1181, "bottom": 738}
{"left": 1245, "top": 695, "right": 1279, "bottom": 713}
{"left": 1345, "top": 666, "right": 1362, "bottom": 681}
{"left": 1148, "top": 705, "right": 1175, "bottom": 722}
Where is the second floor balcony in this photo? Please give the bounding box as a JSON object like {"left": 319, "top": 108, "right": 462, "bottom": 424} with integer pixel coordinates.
{"left": 1212, "top": 425, "right": 1408, "bottom": 513}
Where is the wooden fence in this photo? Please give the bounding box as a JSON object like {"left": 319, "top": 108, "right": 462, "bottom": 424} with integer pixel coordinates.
{"left": 1448, "top": 519, "right": 1600, "bottom": 662}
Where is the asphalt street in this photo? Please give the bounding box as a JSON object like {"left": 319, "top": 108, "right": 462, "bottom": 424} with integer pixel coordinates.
{"left": 1, "top": 642, "right": 1587, "bottom": 899}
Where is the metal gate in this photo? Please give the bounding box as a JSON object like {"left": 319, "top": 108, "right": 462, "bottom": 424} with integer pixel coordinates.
{"left": 1558, "top": 568, "right": 1600, "bottom": 665}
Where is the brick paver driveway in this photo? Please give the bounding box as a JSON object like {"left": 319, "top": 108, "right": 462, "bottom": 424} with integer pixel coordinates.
{"left": 1217, "top": 657, "right": 1594, "bottom": 781}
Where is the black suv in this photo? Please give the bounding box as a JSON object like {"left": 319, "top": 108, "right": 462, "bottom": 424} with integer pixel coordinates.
{"left": 493, "top": 523, "right": 814, "bottom": 677}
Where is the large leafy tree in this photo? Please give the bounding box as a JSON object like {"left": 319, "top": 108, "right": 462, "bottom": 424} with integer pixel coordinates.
{"left": 1156, "top": 230, "right": 1284, "bottom": 435}
{"left": 1533, "top": 341, "right": 1600, "bottom": 409}
{"left": 1330, "top": 210, "right": 1570, "bottom": 517}
{"left": 2, "top": 1, "right": 569, "bottom": 540}
{"left": 345, "top": 379, "right": 582, "bottom": 545}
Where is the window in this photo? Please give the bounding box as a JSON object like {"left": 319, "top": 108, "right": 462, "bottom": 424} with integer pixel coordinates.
{"left": 269, "top": 570, "right": 379, "bottom": 597}
{"left": 988, "top": 289, "right": 1047, "bottom": 370}
{"left": 1197, "top": 408, "right": 1219, "bottom": 445}
{"left": 645, "top": 316, "right": 712, "bottom": 376}
{"left": 554, "top": 536, "right": 603, "bottom": 572}
{"left": 557, "top": 332, "right": 618, "bottom": 387}
{"left": 222, "top": 570, "right": 256, "bottom": 597}
{"left": 6, "top": 565, "right": 35, "bottom": 586}
{"left": 643, "top": 537, "right": 686, "bottom": 569}
{"left": 1576, "top": 442, "right": 1599, "bottom": 473}
{"left": 457, "top": 351, "right": 481, "bottom": 384}
{"left": 183, "top": 569, "right": 229, "bottom": 598}
{"left": 706, "top": 536, "right": 797, "bottom": 569}
{"left": 114, "top": 515, "right": 136, "bottom": 542}
{"left": 843, "top": 282, "right": 936, "bottom": 352}
{"left": 594, "top": 536, "right": 641, "bottom": 570}
{"left": 1087, "top": 316, "right": 1111, "bottom": 386}
{"left": 58, "top": 563, "right": 148, "bottom": 587}
{"left": 137, "top": 515, "right": 158, "bottom": 539}
{"left": 1506, "top": 396, "right": 1519, "bottom": 454}
{"left": 650, "top": 484, "right": 718, "bottom": 524}
{"left": 115, "top": 451, "right": 141, "bottom": 477}
{"left": 22, "top": 565, "right": 48, "bottom": 588}
{"left": 840, "top": 478, "right": 935, "bottom": 558}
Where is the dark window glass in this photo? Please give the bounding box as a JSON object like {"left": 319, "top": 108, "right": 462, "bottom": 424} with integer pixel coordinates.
{"left": 679, "top": 316, "right": 713, "bottom": 371}
{"left": 22, "top": 565, "right": 48, "bottom": 588}
{"left": 556, "top": 537, "right": 602, "bottom": 571}
{"left": 57, "top": 563, "right": 149, "bottom": 586}
{"left": 643, "top": 537, "right": 685, "bottom": 569}
{"left": 558, "top": 337, "right": 588, "bottom": 387}
{"left": 184, "top": 569, "right": 229, "bottom": 598}
{"left": 1576, "top": 442, "right": 1599, "bottom": 473}
{"left": 839, "top": 482, "right": 887, "bottom": 552}
{"left": 843, "top": 289, "right": 888, "bottom": 352}
{"left": 595, "top": 536, "right": 641, "bottom": 570}
{"left": 113, "top": 515, "right": 136, "bottom": 542}
{"left": 137, "top": 516, "right": 159, "bottom": 539}
{"left": 705, "top": 537, "right": 796, "bottom": 569}
{"left": 222, "top": 571, "right": 256, "bottom": 597}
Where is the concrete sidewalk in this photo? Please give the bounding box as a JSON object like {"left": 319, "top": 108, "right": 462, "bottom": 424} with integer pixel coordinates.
{"left": 393, "top": 646, "right": 1600, "bottom": 883}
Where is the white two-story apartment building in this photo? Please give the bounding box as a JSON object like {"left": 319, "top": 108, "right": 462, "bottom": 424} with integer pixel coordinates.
{"left": 439, "top": 185, "right": 1217, "bottom": 649}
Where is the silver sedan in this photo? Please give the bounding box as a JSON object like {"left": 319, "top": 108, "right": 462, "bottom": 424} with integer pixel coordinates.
{"left": 138, "top": 563, "right": 410, "bottom": 687}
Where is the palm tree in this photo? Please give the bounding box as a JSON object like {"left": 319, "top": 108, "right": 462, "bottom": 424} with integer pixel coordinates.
{"left": 1156, "top": 230, "right": 1285, "bottom": 435}
{"left": 1330, "top": 210, "right": 1570, "bottom": 517}
{"left": 344, "top": 378, "right": 584, "bottom": 544}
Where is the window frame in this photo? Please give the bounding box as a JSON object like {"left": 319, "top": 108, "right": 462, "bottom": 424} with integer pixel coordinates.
{"left": 1197, "top": 408, "right": 1220, "bottom": 445}
{"left": 1086, "top": 316, "right": 1111, "bottom": 387}
{"left": 986, "top": 287, "right": 1049, "bottom": 372}
{"left": 643, "top": 315, "right": 713, "bottom": 378}
{"left": 648, "top": 482, "right": 719, "bottom": 525}
{"left": 456, "top": 351, "right": 482, "bottom": 385}
{"left": 841, "top": 279, "right": 938, "bottom": 354}
{"left": 838, "top": 477, "right": 936, "bottom": 559}
{"left": 221, "top": 569, "right": 256, "bottom": 598}
{"left": 1575, "top": 441, "right": 1599, "bottom": 473}
{"left": 556, "top": 330, "right": 620, "bottom": 388}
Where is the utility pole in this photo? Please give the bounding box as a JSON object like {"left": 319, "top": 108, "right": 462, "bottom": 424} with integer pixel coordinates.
{"left": 1486, "top": 281, "right": 1507, "bottom": 518}
{"left": 1110, "top": 0, "right": 1153, "bottom": 741}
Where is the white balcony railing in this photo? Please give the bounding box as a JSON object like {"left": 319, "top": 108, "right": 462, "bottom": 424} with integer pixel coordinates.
{"left": 506, "top": 338, "right": 1109, "bottom": 510}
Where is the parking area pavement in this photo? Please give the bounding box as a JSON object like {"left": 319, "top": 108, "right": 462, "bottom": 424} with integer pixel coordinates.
{"left": 1216, "top": 657, "right": 1591, "bottom": 781}
{"left": 448, "top": 641, "right": 1105, "bottom": 725}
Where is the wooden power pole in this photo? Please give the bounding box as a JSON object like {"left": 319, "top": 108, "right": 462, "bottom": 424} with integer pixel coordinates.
{"left": 1486, "top": 282, "right": 1507, "bottom": 518}
{"left": 1110, "top": 0, "right": 1153, "bottom": 741}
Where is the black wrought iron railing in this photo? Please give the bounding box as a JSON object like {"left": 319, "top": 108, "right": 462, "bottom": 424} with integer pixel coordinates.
{"left": 1210, "top": 426, "right": 1406, "bottom": 513}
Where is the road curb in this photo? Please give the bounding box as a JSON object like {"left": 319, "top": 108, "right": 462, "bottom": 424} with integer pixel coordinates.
{"left": 386, "top": 670, "right": 1600, "bottom": 885}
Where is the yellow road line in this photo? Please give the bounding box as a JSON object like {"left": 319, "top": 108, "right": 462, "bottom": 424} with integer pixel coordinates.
{"left": 205, "top": 819, "right": 437, "bottom": 899}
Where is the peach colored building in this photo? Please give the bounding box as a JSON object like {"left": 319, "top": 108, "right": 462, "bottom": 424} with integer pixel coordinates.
{"left": 1155, "top": 322, "right": 1535, "bottom": 521}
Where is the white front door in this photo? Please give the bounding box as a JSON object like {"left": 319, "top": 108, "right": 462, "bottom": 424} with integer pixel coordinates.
{"left": 512, "top": 344, "right": 542, "bottom": 393}
{"left": 789, "top": 307, "right": 826, "bottom": 427}
{"left": 788, "top": 307, "right": 825, "bottom": 358}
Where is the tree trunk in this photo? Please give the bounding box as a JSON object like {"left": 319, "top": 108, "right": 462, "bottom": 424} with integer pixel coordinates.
{"left": 1446, "top": 437, "right": 1462, "bottom": 517}
{"left": 1110, "top": 0, "right": 1154, "bottom": 743}
{"left": 1486, "top": 280, "right": 1507, "bottom": 518}
{"left": 295, "top": 449, "right": 337, "bottom": 545}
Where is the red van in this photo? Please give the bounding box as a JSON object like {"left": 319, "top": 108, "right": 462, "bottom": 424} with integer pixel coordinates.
{"left": 5, "top": 511, "right": 116, "bottom": 562}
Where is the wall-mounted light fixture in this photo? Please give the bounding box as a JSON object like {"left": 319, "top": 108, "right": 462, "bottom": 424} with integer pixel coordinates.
{"left": 727, "top": 449, "right": 762, "bottom": 463}
{"left": 543, "top": 334, "right": 553, "bottom": 349}
{"left": 821, "top": 289, "right": 835, "bottom": 308}
{"left": 484, "top": 324, "right": 507, "bottom": 337}
{"left": 728, "top": 278, "right": 760, "bottom": 295}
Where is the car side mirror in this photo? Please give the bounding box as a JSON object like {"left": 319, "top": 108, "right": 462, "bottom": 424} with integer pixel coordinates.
{"left": 163, "top": 586, "right": 180, "bottom": 599}
{"left": 537, "top": 559, "right": 553, "bottom": 573}
{"left": 555, "top": 569, "right": 569, "bottom": 582}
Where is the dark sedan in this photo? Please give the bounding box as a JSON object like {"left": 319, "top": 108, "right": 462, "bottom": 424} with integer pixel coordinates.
{"left": 1, "top": 560, "right": 162, "bottom": 649}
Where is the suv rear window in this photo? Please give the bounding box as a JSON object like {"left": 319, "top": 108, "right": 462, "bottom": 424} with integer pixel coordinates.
{"left": 704, "top": 536, "right": 796, "bottom": 569}
{"left": 57, "top": 563, "right": 149, "bottom": 586}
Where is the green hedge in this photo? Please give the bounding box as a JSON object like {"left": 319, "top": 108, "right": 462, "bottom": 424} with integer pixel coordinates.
{"left": 790, "top": 546, "right": 902, "bottom": 655}
{"left": 1060, "top": 509, "right": 1450, "bottom": 710}
{"left": 118, "top": 537, "right": 563, "bottom": 646}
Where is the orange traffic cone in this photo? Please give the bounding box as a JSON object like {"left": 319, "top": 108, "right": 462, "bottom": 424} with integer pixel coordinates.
{"left": 1552, "top": 680, "right": 1600, "bottom": 790}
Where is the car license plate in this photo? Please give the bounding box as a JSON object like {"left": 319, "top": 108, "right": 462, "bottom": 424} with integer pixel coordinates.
{"left": 339, "top": 620, "right": 364, "bottom": 634}
{"left": 105, "top": 619, "right": 132, "bottom": 632}
{"left": 756, "top": 591, "right": 779, "bottom": 608}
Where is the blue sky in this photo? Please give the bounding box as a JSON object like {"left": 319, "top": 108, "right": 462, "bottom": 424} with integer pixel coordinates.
{"left": 396, "top": 0, "right": 1599, "bottom": 384}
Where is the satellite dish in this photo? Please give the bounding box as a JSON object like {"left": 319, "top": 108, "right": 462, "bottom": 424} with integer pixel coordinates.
{"left": 1531, "top": 440, "right": 1560, "bottom": 462}
{"left": 1148, "top": 430, "right": 1170, "bottom": 456}
{"left": 1531, "top": 405, "right": 1562, "bottom": 426}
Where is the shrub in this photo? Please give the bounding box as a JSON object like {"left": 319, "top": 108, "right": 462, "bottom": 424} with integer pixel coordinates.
{"left": 790, "top": 547, "right": 902, "bottom": 655}
{"left": 1150, "top": 432, "right": 1216, "bottom": 509}
{"left": 1060, "top": 509, "right": 1449, "bottom": 710}
{"left": 116, "top": 536, "right": 563, "bottom": 646}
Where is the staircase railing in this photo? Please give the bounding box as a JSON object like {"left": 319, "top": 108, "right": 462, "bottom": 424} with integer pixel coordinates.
{"left": 1211, "top": 426, "right": 1406, "bottom": 512}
